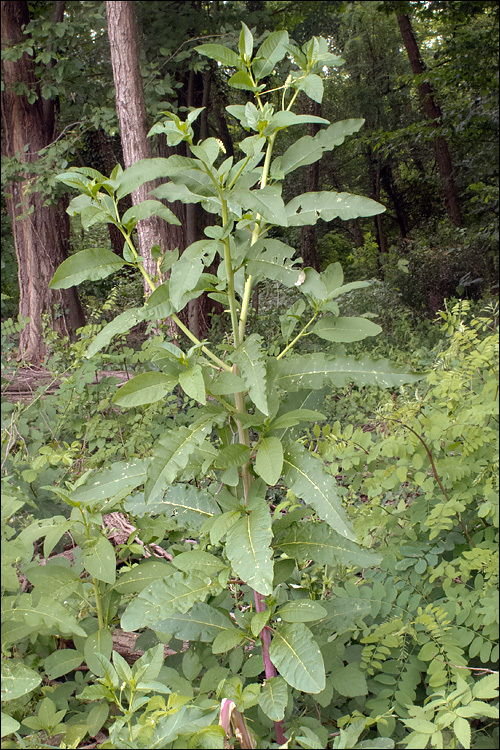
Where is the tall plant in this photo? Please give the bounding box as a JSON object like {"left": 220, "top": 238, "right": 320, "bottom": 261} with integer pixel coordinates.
{"left": 49, "top": 26, "right": 423, "bottom": 747}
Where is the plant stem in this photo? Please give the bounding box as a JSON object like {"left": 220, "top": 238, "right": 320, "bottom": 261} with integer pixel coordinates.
{"left": 276, "top": 311, "right": 318, "bottom": 360}
{"left": 254, "top": 591, "right": 287, "bottom": 745}
{"left": 93, "top": 578, "right": 104, "bottom": 630}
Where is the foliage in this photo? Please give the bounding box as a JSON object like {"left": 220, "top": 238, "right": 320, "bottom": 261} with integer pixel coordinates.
{"left": 2, "top": 22, "right": 498, "bottom": 750}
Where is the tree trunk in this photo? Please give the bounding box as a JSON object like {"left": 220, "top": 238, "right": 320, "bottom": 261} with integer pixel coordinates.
{"left": 106, "top": 0, "right": 176, "bottom": 298}
{"left": 396, "top": 13, "right": 462, "bottom": 227}
{"left": 300, "top": 98, "right": 321, "bottom": 271}
{"left": 1, "top": 0, "right": 85, "bottom": 364}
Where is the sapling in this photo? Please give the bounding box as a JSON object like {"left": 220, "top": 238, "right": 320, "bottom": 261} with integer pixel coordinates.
{"left": 50, "top": 24, "right": 423, "bottom": 747}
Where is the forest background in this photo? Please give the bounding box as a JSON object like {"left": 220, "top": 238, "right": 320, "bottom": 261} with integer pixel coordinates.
{"left": 1, "top": 1, "right": 499, "bottom": 749}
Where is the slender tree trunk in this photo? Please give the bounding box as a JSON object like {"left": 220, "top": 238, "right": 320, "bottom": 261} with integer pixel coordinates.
{"left": 396, "top": 13, "right": 462, "bottom": 227}
{"left": 1, "top": 0, "right": 85, "bottom": 364}
{"left": 106, "top": 1, "right": 176, "bottom": 298}
{"left": 381, "top": 162, "right": 408, "bottom": 239}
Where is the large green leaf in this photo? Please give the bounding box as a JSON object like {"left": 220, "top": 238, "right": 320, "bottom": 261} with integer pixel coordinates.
{"left": 231, "top": 334, "right": 268, "bottom": 415}
{"left": 286, "top": 191, "right": 385, "bottom": 226}
{"left": 128, "top": 484, "right": 220, "bottom": 530}
{"left": 71, "top": 459, "right": 149, "bottom": 504}
{"left": 257, "top": 676, "right": 288, "bottom": 721}
{"left": 2, "top": 594, "right": 86, "bottom": 637}
{"left": 179, "top": 364, "right": 206, "bottom": 404}
{"left": 50, "top": 248, "right": 125, "bottom": 289}
{"left": 278, "top": 119, "right": 365, "bottom": 175}
{"left": 253, "top": 30, "right": 289, "bottom": 79}
{"left": 112, "top": 371, "right": 177, "bottom": 407}
{"left": 85, "top": 307, "right": 146, "bottom": 358}
{"left": 283, "top": 442, "right": 356, "bottom": 541}
{"left": 24, "top": 563, "right": 82, "bottom": 601}
{"left": 121, "top": 571, "right": 220, "bottom": 631}
{"left": 115, "top": 157, "right": 176, "bottom": 199}
{"left": 145, "top": 417, "right": 218, "bottom": 501}
{"left": 194, "top": 43, "right": 239, "bottom": 68}
{"left": 331, "top": 664, "right": 368, "bottom": 697}
{"left": 246, "top": 239, "right": 301, "bottom": 286}
{"left": 271, "top": 353, "right": 425, "bottom": 391}
{"left": 225, "top": 499, "right": 273, "bottom": 595}
{"left": 157, "top": 602, "right": 232, "bottom": 642}
{"left": 1, "top": 660, "right": 42, "bottom": 701}
{"left": 82, "top": 536, "right": 116, "bottom": 584}
{"left": 122, "top": 199, "right": 180, "bottom": 228}
{"left": 255, "top": 436, "right": 284, "bottom": 485}
{"left": 312, "top": 316, "right": 382, "bottom": 343}
{"left": 269, "top": 623, "right": 325, "bottom": 693}
{"left": 275, "top": 599, "right": 327, "bottom": 623}
{"left": 114, "top": 559, "right": 174, "bottom": 594}
{"left": 276, "top": 522, "right": 381, "bottom": 568}
{"left": 1, "top": 713, "right": 20, "bottom": 737}
{"left": 231, "top": 186, "right": 288, "bottom": 227}
{"left": 44, "top": 649, "right": 84, "bottom": 680}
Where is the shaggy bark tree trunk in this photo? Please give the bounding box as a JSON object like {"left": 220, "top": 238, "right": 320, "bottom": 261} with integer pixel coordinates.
{"left": 106, "top": 0, "right": 176, "bottom": 302}
{"left": 1, "top": 0, "right": 85, "bottom": 364}
{"left": 396, "top": 13, "right": 462, "bottom": 227}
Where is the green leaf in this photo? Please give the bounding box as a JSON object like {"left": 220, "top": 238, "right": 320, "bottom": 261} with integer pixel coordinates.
{"left": 228, "top": 70, "right": 258, "bottom": 91}
{"left": 312, "top": 316, "right": 382, "bottom": 343}
{"left": 122, "top": 199, "right": 181, "bottom": 228}
{"left": 213, "top": 443, "right": 252, "bottom": 470}
{"left": 209, "top": 510, "right": 242, "bottom": 545}
{"left": 121, "top": 571, "right": 220, "bottom": 631}
{"left": 231, "top": 186, "right": 288, "bottom": 227}
{"left": 279, "top": 119, "right": 365, "bottom": 175}
{"left": 50, "top": 248, "right": 125, "bottom": 289}
{"left": 232, "top": 334, "right": 268, "bottom": 415}
{"left": 286, "top": 191, "right": 385, "bottom": 226}
{"left": 472, "top": 673, "right": 499, "bottom": 700}
{"left": 172, "top": 550, "right": 225, "bottom": 575}
{"left": 179, "top": 364, "right": 206, "bottom": 405}
{"left": 84, "top": 629, "right": 113, "bottom": 677}
{"left": 212, "top": 628, "right": 247, "bottom": 654}
{"left": 330, "top": 664, "right": 368, "bottom": 697}
{"left": 128, "top": 484, "right": 220, "bottom": 530}
{"left": 225, "top": 499, "right": 273, "bottom": 595}
{"left": 295, "top": 72, "right": 323, "bottom": 103}
{"left": 239, "top": 22, "right": 253, "bottom": 59}
{"left": 1, "top": 713, "right": 20, "bottom": 738}
{"left": 1, "top": 660, "right": 41, "bottom": 701}
{"left": 44, "top": 648, "right": 84, "bottom": 679}
{"left": 255, "top": 437, "right": 283, "bottom": 485}
{"left": 114, "top": 559, "right": 173, "bottom": 594}
{"left": 269, "top": 623, "right": 325, "bottom": 693}
{"left": 283, "top": 442, "right": 356, "bottom": 541}
{"left": 24, "top": 563, "right": 82, "bottom": 601}
{"left": 115, "top": 157, "right": 176, "bottom": 199}
{"left": 169, "top": 255, "right": 204, "bottom": 310}
{"left": 253, "top": 30, "right": 289, "bottom": 79}
{"left": 83, "top": 537, "right": 116, "bottom": 585}
{"left": 275, "top": 599, "right": 327, "bottom": 623}
{"left": 269, "top": 409, "right": 326, "bottom": 430}
{"left": 195, "top": 43, "right": 239, "bottom": 68}
{"left": 158, "top": 602, "right": 232, "bottom": 642}
{"left": 258, "top": 676, "right": 288, "bottom": 721}
{"left": 277, "top": 522, "right": 381, "bottom": 568}
{"left": 112, "top": 371, "right": 177, "bottom": 407}
{"left": 271, "top": 353, "right": 425, "bottom": 391}
{"left": 251, "top": 610, "right": 270, "bottom": 637}
{"left": 206, "top": 370, "right": 245, "bottom": 395}
{"left": 72, "top": 459, "right": 149, "bottom": 504}
{"left": 145, "top": 416, "right": 218, "bottom": 500}
{"left": 2, "top": 594, "right": 86, "bottom": 637}
{"left": 85, "top": 307, "right": 146, "bottom": 358}
{"left": 453, "top": 717, "right": 471, "bottom": 749}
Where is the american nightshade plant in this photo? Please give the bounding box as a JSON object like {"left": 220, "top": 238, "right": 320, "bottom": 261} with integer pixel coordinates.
{"left": 48, "top": 25, "right": 424, "bottom": 747}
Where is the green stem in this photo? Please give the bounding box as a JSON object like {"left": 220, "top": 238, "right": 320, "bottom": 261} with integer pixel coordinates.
{"left": 276, "top": 311, "right": 318, "bottom": 360}
{"left": 93, "top": 578, "right": 105, "bottom": 630}
{"left": 221, "top": 201, "right": 241, "bottom": 348}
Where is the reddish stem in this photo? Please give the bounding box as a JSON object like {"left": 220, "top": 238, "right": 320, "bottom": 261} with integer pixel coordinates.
{"left": 254, "top": 591, "right": 287, "bottom": 745}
